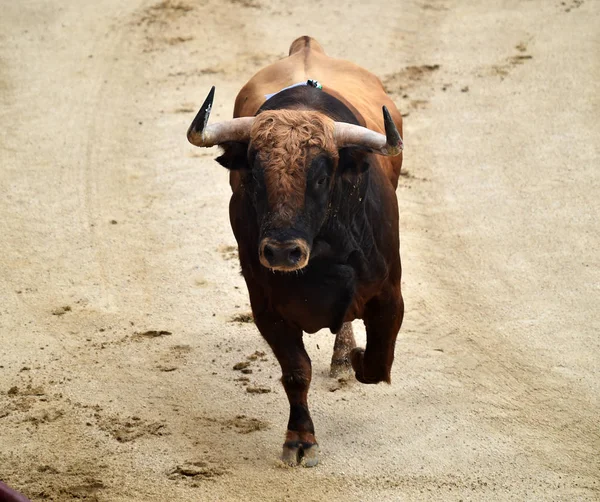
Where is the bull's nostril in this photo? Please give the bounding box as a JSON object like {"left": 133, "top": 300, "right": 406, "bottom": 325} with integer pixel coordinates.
{"left": 263, "top": 245, "right": 275, "bottom": 263}
{"left": 260, "top": 240, "right": 308, "bottom": 269}
{"left": 288, "top": 247, "right": 303, "bottom": 263}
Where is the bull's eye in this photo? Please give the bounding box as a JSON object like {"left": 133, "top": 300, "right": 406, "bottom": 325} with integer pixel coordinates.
{"left": 316, "top": 176, "right": 328, "bottom": 187}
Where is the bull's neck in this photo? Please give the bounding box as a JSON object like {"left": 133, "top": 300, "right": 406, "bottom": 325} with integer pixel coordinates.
{"left": 257, "top": 85, "right": 364, "bottom": 126}
{"left": 316, "top": 169, "right": 386, "bottom": 282}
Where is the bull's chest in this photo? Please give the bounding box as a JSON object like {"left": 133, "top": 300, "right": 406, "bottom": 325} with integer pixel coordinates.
{"left": 264, "top": 260, "right": 358, "bottom": 334}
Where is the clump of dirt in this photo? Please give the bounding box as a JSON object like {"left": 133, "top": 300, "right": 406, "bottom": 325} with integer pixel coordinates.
{"left": 133, "top": 330, "right": 172, "bottom": 339}
{"left": 51, "top": 305, "right": 71, "bottom": 316}
{"left": 7, "top": 384, "right": 45, "bottom": 396}
{"left": 164, "top": 35, "right": 193, "bottom": 45}
{"left": 228, "top": 0, "right": 262, "bottom": 8}
{"left": 37, "top": 465, "right": 59, "bottom": 474}
{"left": 230, "top": 312, "right": 254, "bottom": 323}
{"left": 487, "top": 48, "right": 534, "bottom": 78}
{"left": 233, "top": 361, "right": 250, "bottom": 370}
{"left": 156, "top": 365, "right": 177, "bottom": 372}
{"left": 329, "top": 377, "right": 351, "bottom": 393}
{"left": 246, "top": 387, "right": 271, "bottom": 394}
{"left": 399, "top": 170, "right": 431, "bottom": 182}
{"left": 220, "top": 245, "right": 238, "bottom": 261}
{"left": 563, "top": 0, "right": 584, "bottom": 13}
{"left": 516, "top": 42, "right": 528, "bottom": 52}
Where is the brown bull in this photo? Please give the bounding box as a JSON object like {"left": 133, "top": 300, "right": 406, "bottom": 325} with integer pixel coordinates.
{"left": 187, "top": 36, "right": 404, "bottom": 466}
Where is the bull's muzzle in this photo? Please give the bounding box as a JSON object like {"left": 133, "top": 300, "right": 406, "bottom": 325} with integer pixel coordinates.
{"left": 259, "top": 238, "right": 310, "bottom": 272}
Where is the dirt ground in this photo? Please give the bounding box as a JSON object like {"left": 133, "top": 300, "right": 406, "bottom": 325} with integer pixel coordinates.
{"left": 1, "top": 0, "right": 598, "bottom": 500}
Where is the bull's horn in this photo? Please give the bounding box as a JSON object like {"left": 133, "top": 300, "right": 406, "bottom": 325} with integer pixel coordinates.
{"left": 187, "top": 86, "right": 254, "bottom": 147}
{"left": 333, "top": 106, "right": 403, "bottom": 156}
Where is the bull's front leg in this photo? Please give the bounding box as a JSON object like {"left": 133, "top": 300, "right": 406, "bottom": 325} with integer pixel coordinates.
{"left": 352, "top": 288, "right": 404, "bottom": 384}
{"left": 253, "top": 309, "right": 319, "bottom": 467}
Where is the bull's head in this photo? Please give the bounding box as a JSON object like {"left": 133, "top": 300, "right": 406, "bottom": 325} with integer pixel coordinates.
{"left": 187, "top": 86, "right": 403, "bottom": 272}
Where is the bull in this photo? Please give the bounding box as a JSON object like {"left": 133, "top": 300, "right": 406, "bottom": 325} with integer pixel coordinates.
{"left": 187, "top": 36, "right": 404, "bottom": 466}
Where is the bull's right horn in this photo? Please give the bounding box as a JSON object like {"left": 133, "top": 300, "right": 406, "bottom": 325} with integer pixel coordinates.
{"left": 333, "top": 106, "right": 403, "bottom": 156}
{"left": 187, "top": 86, "right": 254, "bottom": 147}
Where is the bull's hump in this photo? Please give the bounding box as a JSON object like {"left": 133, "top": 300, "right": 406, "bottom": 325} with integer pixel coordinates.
{"left": 288, "top": 36, "right": 326, "bottom": 56}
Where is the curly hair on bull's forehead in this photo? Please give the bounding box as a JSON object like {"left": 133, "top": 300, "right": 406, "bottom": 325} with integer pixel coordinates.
{"left": 250, "top": 110, "right": 338, "bottom": 217}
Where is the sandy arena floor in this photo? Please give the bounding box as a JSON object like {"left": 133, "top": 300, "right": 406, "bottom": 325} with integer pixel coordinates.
{"left": 1, "top": 0, "right": 598, "bottom": 500}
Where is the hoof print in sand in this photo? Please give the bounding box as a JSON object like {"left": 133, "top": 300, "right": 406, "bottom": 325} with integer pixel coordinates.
{"left": 222, "top": 414, "right": 269, "bottom": 434}
{"left": 168, "top": 460, "right": 228, "bottom": 482}
{"left": 95, "top": 413, "right": 167, "bottom": 442}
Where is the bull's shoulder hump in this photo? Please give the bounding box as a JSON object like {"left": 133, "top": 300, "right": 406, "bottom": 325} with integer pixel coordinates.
{"left": 234, "top": 42, "right": 399, "bottom": 124}
{"left": 288, "top": 36, "right": 326, "bottom": 56}
{"left": 234, "top": 56, "right": 309, "bottom": 116}
{"left": 306, "top": 52, "right": 385, "bottom": 90}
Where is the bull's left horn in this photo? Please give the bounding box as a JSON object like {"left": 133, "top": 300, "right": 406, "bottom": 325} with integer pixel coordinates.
{"left": 333, "top": 106, "right": 403, "bottom": 156}
{"left": 187, "top": 86, "right": 254, "bottom": 147}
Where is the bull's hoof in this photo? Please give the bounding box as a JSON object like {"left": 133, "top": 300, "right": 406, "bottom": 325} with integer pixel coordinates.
{"left": 351, "top": 347, "right": 389, "bottom": 384}
{"left": 329, "top": 357, "right": 353, "bottom": 378}
{"left": 282, "top": 431, "right": 319, "bottom": 467}
{"left": 350, "top": 347, "right": 366, "bottom": 380}
{"left": 282, "top": 441, "right": 320, "bottom": 467}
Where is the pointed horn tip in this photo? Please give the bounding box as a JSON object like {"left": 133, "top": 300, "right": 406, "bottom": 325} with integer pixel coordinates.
{"left": 206, "top": 85, "right": 216, "bottom": 104}
{"left": 382, "top": 106, "right": 403, "bottom": 152}
{"left": 187, "top": 86, "right": 217, "bottom": 146}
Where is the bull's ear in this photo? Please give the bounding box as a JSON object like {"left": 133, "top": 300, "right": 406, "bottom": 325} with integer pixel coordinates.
{"left": 215, "top": 141, "right": 250, "bottom": 170}
{"left": 338, "top": 147, "right": 370, "bottom": 176}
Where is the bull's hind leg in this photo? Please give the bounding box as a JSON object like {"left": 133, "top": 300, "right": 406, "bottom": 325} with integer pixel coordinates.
{"left": 253, "top": 310, "right": 320, "bottom": 467}
{"left": 330, "top": 322, "right": 356, "bottom": 377}
{"left": 352, "top": 290, "right": 404, "bottom": 384}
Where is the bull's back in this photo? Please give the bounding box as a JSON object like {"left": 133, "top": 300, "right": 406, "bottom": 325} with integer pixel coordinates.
{"left": 233, "top": 37, "right": 403, "bottom": 186}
